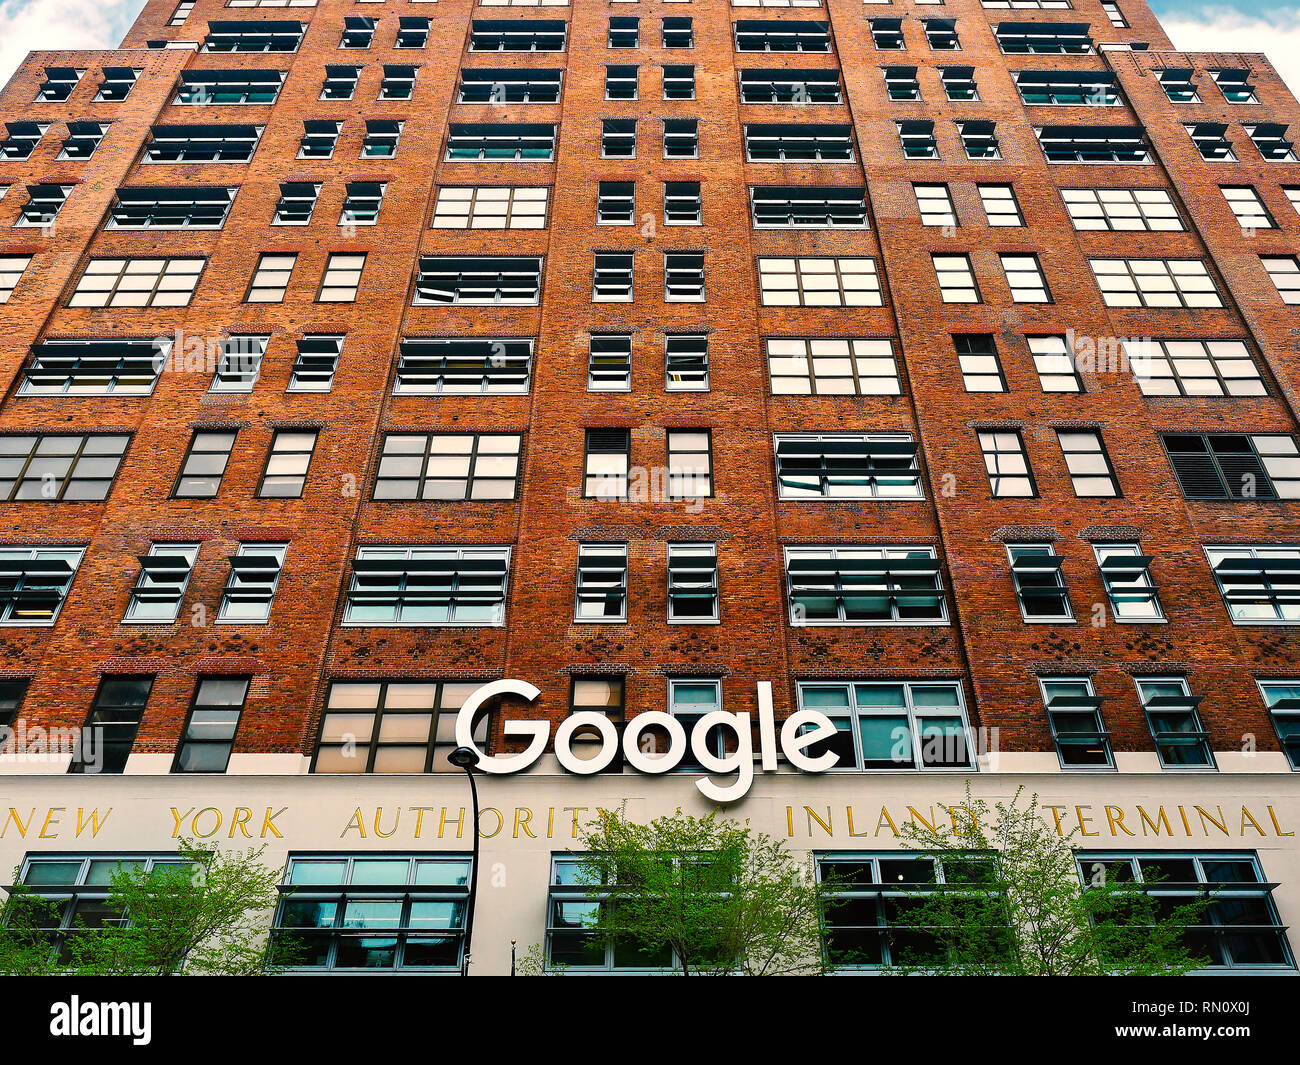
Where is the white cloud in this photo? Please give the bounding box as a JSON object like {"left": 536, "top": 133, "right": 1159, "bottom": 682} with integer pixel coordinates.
{"left": 0, "top": 0, "right": 143, "bottom": 88}
{"left": 1160, "top": 7, "right": 1300, "bottom": 98}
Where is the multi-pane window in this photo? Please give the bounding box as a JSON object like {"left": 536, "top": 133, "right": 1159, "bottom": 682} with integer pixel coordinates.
{"left": 145, "top": 124, "right": 263, "bottom": 163}
{"left": 757, "top": 257, "right": 881, "bottom": 306}
{"left": 1221, "top": 186, "right": 1274, "bottom": 229}
{"left": 665, "top": 334, "right": 709, "bottom": 391}
{"left": 602, "top": 118, "right": 636, "bottom": 158}
{"left": 1259, "top": 682, "right": 1300, "bottom": 768}
{"left": 1060, "top": 188, "right": 1183, "bottom": 232}
{"left": 1014, "top": 70, "right": 1119, "bottom": 106}
{"left": 593, "top": 252, "right": 634, "bottom": 301}
{"left": 380, "top": 65, "right": 417, "bottom": 100}
{"left": 0, "top": 679, "right": 25, "bottom": 735}
{"left": 979, "top": 431, "right": 1035, "bottom": 497}
{"left": 173, "top": 431, "right": 235, "bottom": 498}
{"left": 664, "top": 251, "right": 705, "bottom": 301}
{"left": 584, "top": 429, "right": 630, "bottom": 499}
{"left": 959, "top": 120, "right": 999, "bottom": 159}
{"left": 68, "top": 676, "right": 151, "bottom": 773}
{"left": 575, "top": 543, "right": 628, "bottom": 622}
{"left": 941, "top": 66, "right": 978, "bottom": 101}
{"left": 288, "top": 334, "right": 343, "bottom": 392}
{"left": 667, "top": 430, "right": 712, "bottom": 498}
{"left": 321, "top": 65, "right": 359, "bottom": 99}
{"left": 597, "top": 182, "right": 634, "bottom": 225}
{"left": 109, "top": 187, "right": 236, "bottom": 229}
{"left": 1041, "top": 677, "right": 1112, "bottom": 769}
{"left": 445, "top": 122, "right": 555, "bottom": 160}
{"left": 218, "top": 543, "right": 287, "bottom": 623}
{"left": 431, "top": 186, "right": 549, "bottom": 229}
{"left": 996, "top": 21, "right": 1093, "bottom": 54}
{"left": 1212, "top": 68, "right": 1259, "bottom": 104}
{"left": 393, "top": 338, "right": 533, "bottom": 395}
{"left": 923, "top": 18, "right": 959, "bottom": 50}
{"left": 246, "top": 253, "right": 296, "bottom": 302}
{"left": 785, "top": 547, "right": 946, "bottom": 625}
{"left": 884, "top": 66, "right": 919, "bottom": 101}
{"left": 978, "top": 184, "right": 1023, "bottom": 226}
{"left": 1000, "top": 254, "right": 1050, "bottom": 303}
{"left": 36, "top": 68, "right": 83, "bottom": 101}
{"left": 1163, "top": 433, "right": 1300, "bottom": 501}
{"left": 344, "top": 545, "right": 511, "bottom": 626}
{"left": 318, "top": 253, "right": 366, "bottom": 302}
{"left": 209, "top": 335, "right": 268, "bottom": 393}
{"left": 668, "top": 543, "right": 718, "bottom": 623}
{"left": 396, "top": 16, "right": 430, "bottom": 48}
{"left": 954, "top": 335, "right": 1006, "bottom": 393}
{"left": 774, "top": 433, "right": 921, "bottom": 499}
{"left": 739, "top": 68, "right": 841, "bottom": 104}
{"left": 546, "top": 852, "right": 674, "bottom": 971}
{"left": 258, "top": 430, "right": 317, "bottom": 498}
{"left": 1007, "top": 544, "right": 1072, "bottom": 622}
{"left": 668, "top": 679, "right": 724, "bottom": 766}
{"left": 58, "top": 122, "right": 107, "bottom": 160}
{"left": 869, "top": 18, "right": 904, "bottom": 50}
{"left": 1123, "top": 338, "right": 1265, "bottom": 398}
{"left": 1027, "top": 336, "right": 1082, "bottom": 392}
{"left": 314, "top": 682, "right": 486, "bottom": 774}
{"left": 897, "top": 119, "right": 937, "bottom": 158}
{"left": 340, "top": 16, "right": 376, "bottom": 48}
{"left": 0, "top": 256, "right": 30, "bottom": 302}
{"left": 1245, "top": 123, "right": 1297, "bottom": 162}
{"left": 373, "top": 434, "right": 521, "bottom": 501}
{"left": 663, "top": 16, "right": 693, "bottom": 47}
{"left": 1186, "top": 122, "right": 1235, "bottom": 162}
{"left": 0, "top": 545, "right": 82, "bottom": 624}
{"left": 1094, "top": 543, "right": 1162, "bottom": 622}
{"left": 470, "top": 18, "right": 567, "bottom": 51}
{"left": 299, "top": 120, "right": 341, "bottom": 159}
{"left": 0, "top": 122, "right": 48, "bottom": 159}
{"left": 1102, "top": 1, "right": 1128, "bottom": 27}
{"left": 1058, "top": 430, "right": 1118, "bottom": 497}
{"left": 339, "top": 181, "right": 386, "bottom": 225}
{"left": 20, "top": 340, "right": 161, "bottom": 396}
{"left": 1261, "top": 256, "right": 1300, "bottom": 304}
{"left": 797, "top": 681, "right": 971, "bottom": 770}
{"left": 734, "top": 19, "right": 829, "bottom": 51}
{"left": 1036, "top": 125, "right": 1149, "bottom": 164}
{"left": 96, "top": 67, "right": 140, "bottom": 101}
{"left": 174, "top": 677, "right": 249, "bottom": 773}
{"left": 608, "top": 15, "right": 639, "bottom": 48}
{"left": 662, "top": 64, "right": 695, "bottom": 100}
{"left": 915, "top": 183, "right": 956, "bottom": 227}
{"left": 750, "top": 186, "right": 866, "bottom": 228}
{"left": 1206, "top": 546, "right": 1300, "bottom": 624}
{"left": 124, "top": 543, "right": 198, "bottom": 623}
{"left": 932, "top": 254, "right": 979, "bottom": 303}
{"left": 766, "top": 338, "right": 900, "bottom": 396}
{"left": 588, "top": 335, "right": 631, "bottom": 390}
{"left": 270, "top": 855, "right": 470, "bottom": 972}
{"left": 17, "top": 184, "right": 71, "bottom": 227}
{"left": 744, "top": 123, "right": 853, "bottom": 161}
{"left": 663, "top": 118, "right": 697, "bottom": 158}
{"left": 202, "top": 20, "right": 305, "bottom": 52}
{"left": 68, "top": 258, "right": 204, "bottom": 308}
{"left": 1090, "top": 258, "right": 1221, "bottom": 309}
{"left": 272, "top": 182, "right": 318, "bottom": 225}
{"left": 1137, "top": 678, "right": 1213, "bottom": 769}
{"left": 1159, "top": 68, "right": 1199, "bottom": 104}
{"left": 605, "top": 64, "right": 637, "bottom": 100}
{"left": 665, "top": 182, "right": 702, "bottom": 224}
{"left": 176, "top": 70, "right": 285, "bottom": 104}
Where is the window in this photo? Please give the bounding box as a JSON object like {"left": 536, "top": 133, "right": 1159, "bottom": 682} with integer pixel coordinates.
{"left": 431, "top": 186, "right": 548, "bottom": 230}
{"left": 209, "top": 335, "right": 267, "bottom": 393}
{"left": 1261, "top": 256, "right": 1300, "bottom": 304}
{"left": 739, "top": 68, "right": 841, "bottom": 104}
{"left": 589, "top": 335, "right": 631, "bottom": 390}
{"left": 0, "top": 256, "right": 30, "bottom": 302}
{"left": 321, "top": 65, "right": 359, "bottom": 99}
{"left": 751, "top": 186, "right": 866, "bottom": 228}
{"left": 758, "top": 257, "right": 881, "bottom": 306}
{"left": 664, "top": 182, "right": 701, "bottom": 225}
{"left": 340, "top": 16, "right": 375, "bottom": 48}
{"left": 173, "top": 431, "right": 236, "bottom": 498}
{"left": 774, "top": 433, "right": 920, "bottom": 499}
{"left": 979, "top": 431, "right": 1035, "bottom": 497}
{"left": 924, "top": 18, "right": 959, "bottom": 50}
{"left": 318, "top": 253, "right": 366, "bottom": 302}
{"left": 666, "top": 334, "right": 709, "bottom": 390}
{"left": 941, "top": 66, "right": 978, "bottom": 101}
{"left": 575, "top": 543, "right": 628, "bottom": 622}
{"left": 597, "top": 182, "right": 634, "bottom": 225}
{"left": 470, "top": 19, "right": 567, "bottom": 51}
{"left": 605, "top": 64, "right": 637, "bottom": 100}
{"left": 915, "top": 183, "right": 956, "bottom": 227}
{"left": 1058, "top": 430, "right": 1118, "bottom": 497}
{"left": 663, "top": 16, "right": 693, "bottom": 47}
{"left": 1246, "top": 123, "right": 1297, "bottom": 162}
{"left": 798, "top": 681, "right": 970, "bottom": 770}
{"left": 1206, "top": 546, "right": 1300, "bottom": 624}
{"left": 125, "top": 544, "right": 198, "bottom": 623}
{"left": 1165, "top": 434, "right": 1300, "bottom": 501}
{"left": 954, "top": 335, "right": 1006, "bottom": 392}
{"left": 0, "top": 679, "right": 27, "bottom": 733}
{"left": 884, "top": 66, "right": 919, "bottom": 101}
{"left": 176, "top": 70, "right": 285, "bottom": 104}
{"left": 396, "top": 16, "right": 430, "bottom": 47}
{"left": 174, "top": 677, "right": 248, "bottom": 773}
{"left": 1014, "top": 70, "right": 1119, "bottom": 106}
{"left": 668, "top": 679, "right": 724, "bottom": 766}
{"left": 380, "top": 64, "right": 417, "bottom": 100}
{"left": 58, "top": 122, "right": 107, "bottom": 160}
{"left": 68, "top": 675, "right": 150, "bottom": 773}
{"left": 563, "top": 679, "right": 626, "bottom": 771}
{"left": 606, "top": 15, "right": 640, "bottom": 49}
{"left": 869, "top": 18, "right": 904, "bottom": 50}
{"left": 1186, "top": 122, "right": 1235, "bottom": 162}
{"left": 1027, "top": 336, "right": 1081, "bottom": 392}
{"left": 109, "top": 186, "right": 235, "bottom": 229}
{"left": 96, "top": 67, "right": 140, "bottom": 101}
{"left": 394, "top": 338, "right": 533, "bottom": 395}
{"left": 299, "top": 120, "right": 341, "bottom": 159}
{"left": 978, "top": 184, "right": 1023, "bottom": 226}
{"left": 344, "top": 545, "right": 510, "bottom": 626}
{"left": 745, "top": 123, "right": 852, "bottom": 161}
{"left": 663, "top": 118, "right": 697, "bottom": 158}
{"left": 996, "top": 21, "right": 1092, "bottom": 54}
{"left": 584, "top": 429, "right": 630, "bottom": 499}
{"left": 1212, "top": 68, "right": 1258, "bottom": 104}
{"left": 1042, "top": 678, "right": 1112, "bottom": 768}
{"left": 1102, "top": 1, "right": 1128, "bottom": 27}
{"left": 1137, "top": 678, "right": 1213, "bottom": 769}
{"left": 1090, "top": 258, "right": 1221, "bottom": 309}
{"left": 258, "top": 430, "right": 317, "bottom": 498}
{"left": 593, "top": 252, "right": 634, "bottom": 301}
{"left": 602, "top": 118, "right": 636, "bottom": 158}
{"left": 0, "top": 122, "right": 48, "bottom": 159}
{"left": 1259, "top": 682, "right": 1300, "bottom": 768}
{"left": 145, "top": 124, "right": 263, "bottom": 162}
{"left": 202, "top": 19, "right": 304, "bottom": 51}
{"left": 0, "top": 547, "right": 83, "bottom": 625}
{"left": 288, "top": 334, "right": 343, "bottom": 392}
{"left": 785, "top": 547, "right": 945, "bottom": 625}
{"left": 374, "top": 433, "right": 521, "bottom": 501}
{"left": 1007, "top": 544, "right": 1071, "bottom": 622}
{"left": 1000, "top": 254, "right": 1050, "bottom": 302}
{"left": 1123, "top": 338, "right": 1265, "bottom": 398}
{"left": 932, "top": 254, "right": 979, "bottom": 303}
{"left": 339, "top": 182, "right": 386, "bottom": 226}
{"left": 667, "top": 430, "right": 712, "bottom": 498}
{"left": 546, "top": 854, "right": 673, "bottom": 971}
{"left": 446, "top": 122, "right": 555, "bottom": 161}
{"left": 734, "top": 19, "right": 829, "bottom": 51}
{"left": 1095, "top": 543, "right": 1161, "bottom": 622}
{"left": 662, "top": 64, "right": 694, "bottom": 100}
{"left": 270, "top": 855, "right": 470, "bottom": 971}
{"left": 668, "top": 543, "right": 718, "bottom": 622}
{"left": 458, "top": 68, "right": 562, "bottom": 103}
{"left": 271, "top": 182, "right": 318, "bottom": 226}
{"left": 68, "top": 258, "right": 204, "bottom": 308}
{"left": 766, "top": 338, "right": 898, "bottom": 396}
{"left": 1060, "top": 188, "right": 1183, "bottom": 232}
{"left": 1036, "top": 125, "right": 1149, "bottom": 164}
{"left": 17, "top": 184, "right": 71, "bottom": 227}
{"left": 19, "top": 340, "right": 162, "bottom": 396}
{"left": 218, "top": 544, "right": 286, "bottom": 623}
{"left": 36, "top": 67, "right": 82, "bottom": 101}
{"left": 1159, "top": 69, "right": 1199, "bottom": 104}
{"left": 1221, "top": 186, "right": 1274, "bottom": 230}
{"left": 665, "top": 251, "right": 705, "bottom": 301}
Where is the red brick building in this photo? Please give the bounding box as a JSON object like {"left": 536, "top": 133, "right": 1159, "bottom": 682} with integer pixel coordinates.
{"left": 0, "top": 0, "right": 1297, "bottom": 974}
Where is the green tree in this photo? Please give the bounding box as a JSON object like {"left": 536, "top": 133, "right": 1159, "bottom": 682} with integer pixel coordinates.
{"left": 571, "top": 808, "right": 833, "bottom": 976}
{"left": 0, "top": 840, "right": 285, "bottom": 975}
{"left": 881, "top": 785, "right": 1212, "bottom": 976}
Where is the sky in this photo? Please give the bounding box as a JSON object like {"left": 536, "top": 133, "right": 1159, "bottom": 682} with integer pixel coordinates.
{"left": 0, "top": 0, "right": 1295, "bottom": 96}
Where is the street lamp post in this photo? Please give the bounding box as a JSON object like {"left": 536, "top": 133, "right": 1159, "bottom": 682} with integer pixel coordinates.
{"left": 447, "top": 745, "right": 481, "bottom": 977}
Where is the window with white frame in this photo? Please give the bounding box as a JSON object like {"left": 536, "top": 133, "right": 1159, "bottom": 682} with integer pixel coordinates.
{"left": 1206, "top": 546, "right": 1300, "bottom": 624}
{"left": 1163, "top": 433, "right": 1300, "bottom": 501}
{"left": 589, "top": 334, "right": 631, "bottom": 391}
{"left": 36, "top": 67, "right": 83, "bottom": 101}
{"left": 320, "top": 65, "right": 358, "bottom": 99}
{"left": 897, "top": 119, "right": 938, "bottom": 158}
{"left": 1259, "top": 681, "right": 1300, "bottom": 769}
{"left": 362, "top": 121, "right": 403, "bottom": 159}
{"left": 584, "top": 429, "right": 630, "bottom": 499}
{"left": 374, "top": 433, "right": 521, "bottom": 501}
{"left": 97, "top": 67, "right": 141, "bottom": 100}
{"left": 446, "top": 122, "right": 555, "bottom": 160}
{"left": 1185, "top": 122, "right": 1235, "bottom": 162}
{"left": 430, "top": 186, "right": 548, "bottom": 229}
{"left": 173, "top": 431, "right": 234, "bottom": 498}
{"left": 740, "top": 68, "right": 840, "bottom": 103}
{"left": 1094, "top": 542, "right": 1162, "bottom": 622}
{"left": 218, "top": 543, "right": 286, "bottom": 623}
{"left": 757, "top": 257, "right": 881, "bottom": 306}
{"left": 1122, "top": 338, "right": 1265, "bottom": 398}
{"left": 298, "top": 120, "right": 340, "bottom": 159}
{"left": 667, "top": 430, "right": 712, "bottom": 498}
{"left": 785, "top": 547, "right": 946, "bottom": 625}
{"left": 885, "top": 66, "right": 919, "bottom": 101}
{"left": 766, "top": 338, "right": 900, "bottom": 396}
{"left": 1212, "top": 68, "right": 1258, "bottom": 104}
{"left": 176, "top": 69, "right": 285, "bottom": 104}
{"left": 663, "top": 118, "right": 698, "bottom": 158}
{"left": 288, "top": 334, "right": 343, "bottom": 392}
{"left": 1014, "top": 70, "right": 1119, "bottom": 105}
{"left": 605, "top": 64, "right": 637, "bottom": 100}
{"left": 414, "top": 256, "right": 537, "bottom": 305}
{"left": 932, "top": 254, "right": 980, "bottom": 303}
{"left": 941, "top": 65, "right": 978, "bottom": 101}
{"left": 380, "top": 64, "right": 417, "bottom": 100}
{"left": 1057, "top": 430, "right": 1118, "bottom": 497}
{"left": 597, "top": 182, "right": 634, "bottom": 225}
{"left": 743, "top": 123, "right": 852, "bottom": 161}
{"left": 58, "top": 122, "right": 107, "bottom": 160}
{"left": 1090, "top": 258, "right": 1221, "bottom": 309}
{"left": 1027, "top": 336, "right": 1082, "bottom": 392}
{"left": 1036, "top": 125, "right": 1148, "bottom": 163}
{"left": 0, "top": 547, "right": 83, "bottom": 625}
{"left": 20, "top": 339, "right": 163, "bottom": 396}
{"left": 145, "top": 124, "right": 263, "bottom": 162}
{"left": 0, "top": 122, "right": 48, "bottom": 159}
{"left": 666, "top": 334, "right": 709, "bottom": 390}
{"left": 125, "top": 543, "right": 198, "bottom": 623}
{"left": 664, "top": 251, "right": 705, "bottom": 301}
{"left": 67, "top": 258, "right": 204, "bottom": 308}
{"left": 272, "top": 182, "right": 318, "bottom": 225}
{"left": 664, "top": 182, "right": 702, "bottom": 225}
{"left": 602, "top": 118, "right": 636, "bottom": 158}
{"left": 209, "top": 335, "right": 268, "bottom": 393}
{"left": 1000, "top": 254, "right": 1051, "bottom": 302}
{"left": 344, "top": 545, "right": 511, "bottom": 626}
{"left": 1007, "top": 544, "right": 1072, "bottom": 622}
{"left": 593, "top": 252, "right": 634, "bottom": 301}
{"left": 470, "top": 18, "right": 567, "bottom": 51}
{"left": 110, "top": 186, "right": 236, "bottom": 229}
{"left": 575, "top": 543, "right": 627, "bottom": 622}
{"left": 1159, "top": 68, "right": 1199, "bottom": 103}
{"left": 996, "top": 21, "right": 1093, "bottom": 54}
{"left": 750, "top": 186, "right": 866, "bottom": 228}
{"left": 339, "top": 182, "right": 386, "bottom": 225}
{"left": 775, "top": 433, "right": 920, "bottom": 498}
{"left": 1136, "top": 677, "right": 1213, "bottom": 769}
{"left": 458, "top": 69, "right": 562, "bottom": 103}
{"left": 1060, "top": 188, "right": 1183, "bottom": 232}
{"left": 668, "top": 543, "right": 718, "bottom": 622}
{"left": 662, "top": 64, "right": 694, "bottom": 100}
{"left": 1245, "top": 122, "right": 1296, "bottom": 161}
{"left": 1041, "top": 677, "right": 1112, "bottom": 769}
{"left": 797, "top": 681, "right": 971, "bottom": 769}
{"left": 394, "top": 338, "right": 532, "bottom": 395}
{"left": 869, "top": 18, "right": 904, "bottom": 49}
{"left": 17, "top": 184, "right": 71, "bottom": 227}
{"left": 959, "top": 120, "right": 999, "bottom": 159}
{"left": 979, "top": 431, "right": 1035, "bottom": 496}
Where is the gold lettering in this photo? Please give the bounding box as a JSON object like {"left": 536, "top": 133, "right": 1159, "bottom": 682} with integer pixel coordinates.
{"left": 410, "top": 807, "right": 434, "bottom": 839}
{"left": 168, "top": 807, "right": 194, "bottom": 839}
{"left": 480, "top": 807, "right": 504, "bottom": 839}
{"left": 1, "top": 809, "right": 33, "bottom": 838}
{"left": 439, "top": 807, "right": 465, "bottom": 839}
{"left": 805, "top": 806, "right": 834, "bottom": 837}
{"left": 513, "top": 807, "right": 536, "bottom": 839}
{"left": 1138, "top": 806, "right": 1172, "bottom": 837}
{"left": 1240, "top": 807, "right": 1266, "bottom": 837}
{"left": 906, "top": 806, "right": 938, "bottom": 834}
{"left": 1268, "top": 806, "right": 1295, "bottom": 837}
{"left": 1045, "top": 806, "right": 1068, "bottom": 835}
{"left": 192, "top": 808, "right": 222, "bottom": 839}
{"left": 261, "top": 807, "right": 286, "bottom": 839}
{"left": 1104, "top": 806, "right": 1134, "bottom": 837}
{"left": 564, "top": 807, "right": 588, "bottom": 837}
{"left": 1195, "top": 805, "right": 1228, "bottom": 837}
{"left": 38, "top": 808, "right": 63, "bottom": 839}
{"left": 341, "top": 808, "right": 366, "bottom": 838}
{"left": 786, "top": 806, "right": 795, "bottom": 837}
{"left": 1075, "top": 806, "right": 1098, "bottom": 837}
{"left": 876, "top": 806, "right": 900, "bottom": 838}
{"left": 846, "top": 806, "right": 871, "bottom": 838}
{"left": 75, "top": 808, "right": 110, "bottom": 838}
{"left": 374, "top": 808, "right": 399, "bottom": 839}
{"left": 547, "top": 807, "right": 555, "bottom": 839}
{"left": 228, "top": 807, "right": 253, "bottom": 839}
